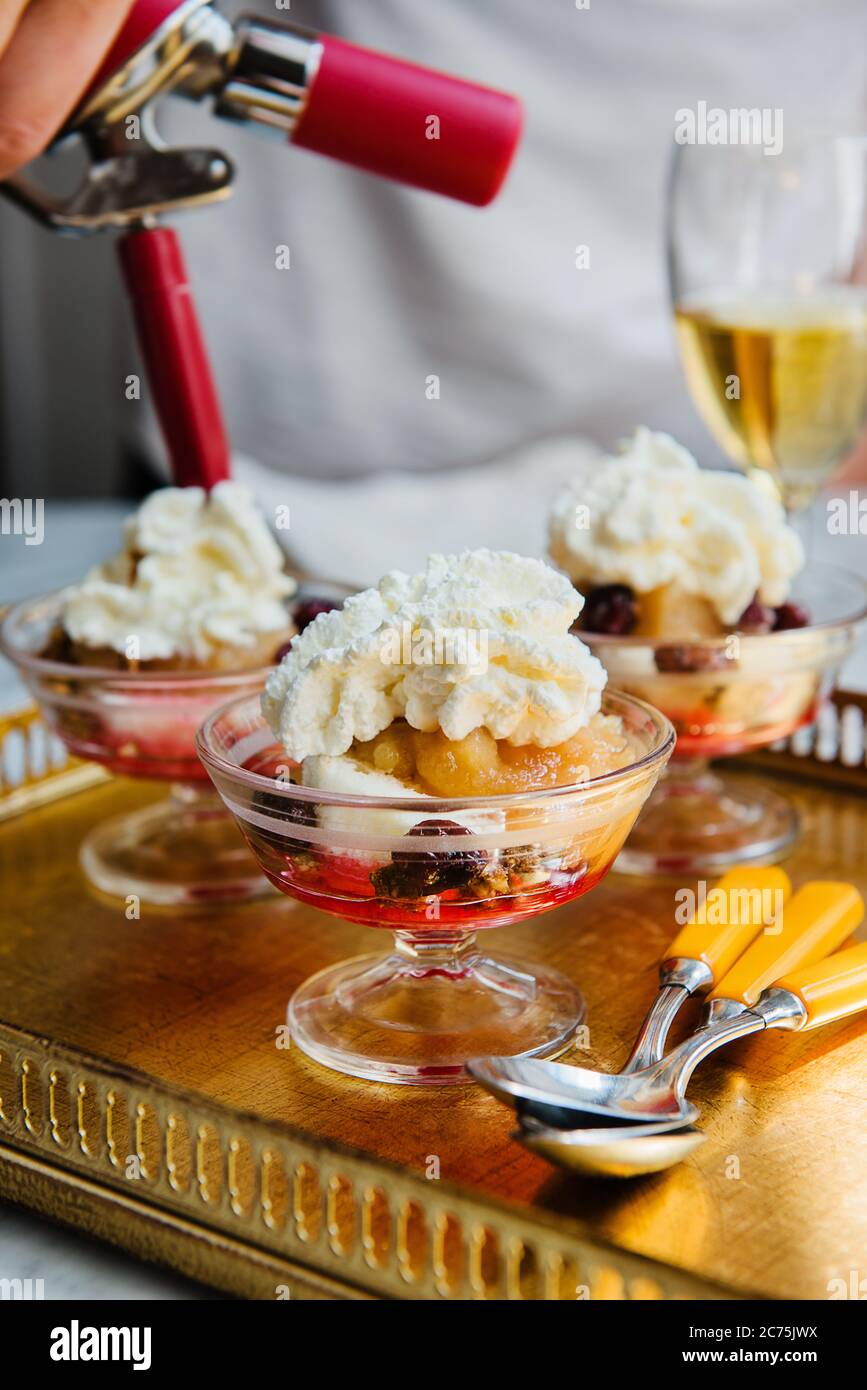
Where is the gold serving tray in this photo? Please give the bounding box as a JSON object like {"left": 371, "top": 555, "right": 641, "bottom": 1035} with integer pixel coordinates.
{"left": 1, "top": 697, "right": 866, "bottom": 1301}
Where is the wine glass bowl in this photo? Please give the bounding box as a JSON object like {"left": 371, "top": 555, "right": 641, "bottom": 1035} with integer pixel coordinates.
{"left": 197, "top": 689, "right": 675, "bottom": 1084}
{"left": 582, "top": 565, "right": 867, "bottom": 874}
{"left": 669, "top": 135, "right": 867, "bottom": 513}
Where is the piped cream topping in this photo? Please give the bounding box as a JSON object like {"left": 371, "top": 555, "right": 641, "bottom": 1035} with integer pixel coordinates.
{"left": 62, "top": 482, "right": 296, "bottom": 662}
{"left": 262, "top": 549, "right": 607, "bottom": 761}
{"left": 549, "top": 428, "right": 804, "bottom": 625}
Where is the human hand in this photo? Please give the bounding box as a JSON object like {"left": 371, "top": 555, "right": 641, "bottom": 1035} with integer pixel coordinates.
{"left": 0, "top": 0, "right": 134, "bottom": 179}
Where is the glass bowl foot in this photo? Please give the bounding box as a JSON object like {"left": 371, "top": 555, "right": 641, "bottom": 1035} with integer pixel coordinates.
{"left": 79, "top": 783, "right": 273, "bottom": 906}
{"left": 288, "top": 932, "right": 585, "bottom": 1085}
{"left": 615, "top": 761, "right": 799, "bottom": 876}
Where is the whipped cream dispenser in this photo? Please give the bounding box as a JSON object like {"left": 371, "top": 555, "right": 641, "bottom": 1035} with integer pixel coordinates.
{"left": 1, "top": 0, "right": 523, "bottom": 485}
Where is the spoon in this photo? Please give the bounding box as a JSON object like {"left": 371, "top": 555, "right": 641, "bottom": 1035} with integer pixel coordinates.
{"left": 516, "top": 941, "right": 867, "bottom": 1175}
{"left": 514, "top": 939, "right": 867, "bottom": 1178}
{"left": 491, "top": 864, "right": 790, "bottom": 1175}
{"left": 615, "top": 866, "right": 789, "bottom": 1073}
{"left": 469, "top": 880, "right": 862, "bottom": 1124}
{"left": 517, "top": 1114, "right": 707, "bottom": 1178}
{"left": 506, "top": 1090, "right": 706, "bottom": 1178}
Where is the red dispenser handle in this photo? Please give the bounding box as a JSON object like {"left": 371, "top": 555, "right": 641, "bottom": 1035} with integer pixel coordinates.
{"left": 292, "top": 34, "right": 523, "bottom": 207}
{"left": 117, "top": 227, "right": 231, "bottom": 489}
{"left": 87, "top": 3, "right": 523, "bottom": 207}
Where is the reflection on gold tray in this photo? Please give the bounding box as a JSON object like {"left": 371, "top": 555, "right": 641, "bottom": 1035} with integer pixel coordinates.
{"left": 0, "top": 699, "right": 866, "bottom": 1301}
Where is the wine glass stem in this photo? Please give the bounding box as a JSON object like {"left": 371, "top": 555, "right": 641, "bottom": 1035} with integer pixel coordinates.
{"left": 786, "top": 499, "right": 817, "bottom": 566}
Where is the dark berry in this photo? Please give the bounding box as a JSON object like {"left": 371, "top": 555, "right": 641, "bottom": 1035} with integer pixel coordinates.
{"left": 402, "top": 817, "right": 475, "bottom": 844}
{"left": 372, "top": 817, "right": 487, "bottom": 899}
{"left": 654, "top": 644, "right": 730, "bottom": 674}
{"left": 394, "top": 818, "right": 487, "bottom": 875}
{"left": 580, "top": 584, "right": 638, "bottom": 636}
{"left": 250, "top": 788, "right": 315, "bottom": 852}
{"left": 293, "top": 597, "right": 340, "bottom": 633}
{"left": 772, "top": 602, "right": 810, "bottom": 631}
{"left": 273, "top": 639, "right": 294, "bottom": 663}
{"left": 736, "top": 597, "right": 774, "bottom": 633}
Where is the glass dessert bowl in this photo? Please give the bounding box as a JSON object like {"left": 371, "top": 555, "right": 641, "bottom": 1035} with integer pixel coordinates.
{"left": 579, "top": 564, "right": 867, "bottom": 874}
{"left": 548, "top": 427, "right": 867, "bottom": 874}
{"left": 0, "top": 482, "right": 346, "bottom": 905}
{"left": 0, "top": 584, "right": 341, "bottom": 905}
{"left": 200, "top": 546, "right": 673, "bottom": 1084}
{"left": 198, "top": 689, "right": 673, "bottom": 1084}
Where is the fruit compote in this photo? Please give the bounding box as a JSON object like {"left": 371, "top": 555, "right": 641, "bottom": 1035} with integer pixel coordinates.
{"left": 352, "top": 715, "right": 633, "bottom": 795}
{"left": 240, "top": 715, "right": 643, "bottom": 931}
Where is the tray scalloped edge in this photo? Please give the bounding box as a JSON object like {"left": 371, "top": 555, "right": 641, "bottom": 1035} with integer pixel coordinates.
{"left": 0, "top": 1020, "right": 738, "bottom": 1302}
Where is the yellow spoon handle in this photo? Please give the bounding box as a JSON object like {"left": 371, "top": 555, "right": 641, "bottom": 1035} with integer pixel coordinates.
{"left": 776, "top": 942, "right": 867, "bottom": 1030}
{"left": 711, "top": 881, "right": 864, "bottom": 1007}
{"left": 666, "top": 867, "right": 791, "bottom": 983}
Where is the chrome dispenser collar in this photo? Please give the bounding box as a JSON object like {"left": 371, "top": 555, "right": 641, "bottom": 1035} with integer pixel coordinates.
{"left": 214, "top": 17, "right": 322, "bottom": 136}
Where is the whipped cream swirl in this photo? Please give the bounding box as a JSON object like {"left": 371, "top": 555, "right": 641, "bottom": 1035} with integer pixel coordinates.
{"left": 62, "top": 483, "right": 296, "bottom": 662}
{"left": 549, "top": 428, "right": 804, "bottom": 625}
{"left": 262, "top": 550, "right": 607, "bottom": 760}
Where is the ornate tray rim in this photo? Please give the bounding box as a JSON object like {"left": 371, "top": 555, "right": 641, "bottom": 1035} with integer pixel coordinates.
{"left": 0, "top": 1015, "right": 743, "bottom": 1301}
{"left": 2, "top": 696, "right": 865, "bottom": 1300}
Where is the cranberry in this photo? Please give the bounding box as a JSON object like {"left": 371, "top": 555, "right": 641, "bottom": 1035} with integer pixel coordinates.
{"left": 655, "top": 645, "right": 730, "bottom": 674}
{"left": 773, "top": 602, "right": 810, "bottom": 631}
{"left": 373, "top": 818, "right": 487, "bottom": 898}
{"left": 580, "top": 584, "right": 638, "bottom": 636}
{"left": 251, "top": 788, "right": 315, "bottom": 852}
{"left": 407, "top": 817, "right": 474, "bottom": 840}
{"left": 737, "top": 597, "right": 774, "bottom": 633}
{"left": 293, "top": 597, "right": 340, "bottom": 633}
{"left": 395, "top": 818, "right": 485, "bottom": 870}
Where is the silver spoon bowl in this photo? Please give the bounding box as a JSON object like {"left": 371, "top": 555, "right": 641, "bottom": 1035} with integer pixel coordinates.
{"left": 470, "top": 987, "right": 806, "bottom": 1125}
{"left": 518, "top": 1113, "right": 707, "bottom": 1178}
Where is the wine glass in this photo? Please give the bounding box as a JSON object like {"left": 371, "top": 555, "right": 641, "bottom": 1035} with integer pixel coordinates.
{"left": 197, "top": 690, "right": 674, "bottom": 1084}
{"left": 669, "top": 133, "right": 867, "bottom": 517}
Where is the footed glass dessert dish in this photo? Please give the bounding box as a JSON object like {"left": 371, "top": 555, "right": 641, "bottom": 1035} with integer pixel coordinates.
{"left": 581, "top": 565, "right": 867, "bottom": 875}
{"left": 0, "top": 586, "right": 341, "bottom": 905}
{"left": 197, "top": 689, "right": 674, "bottom": 1084}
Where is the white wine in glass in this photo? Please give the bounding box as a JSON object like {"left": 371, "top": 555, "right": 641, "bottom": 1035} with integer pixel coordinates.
{"left": 669, "top": 137, "right": 867, "bottom": 512}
